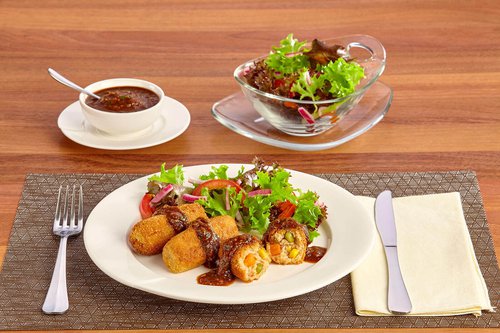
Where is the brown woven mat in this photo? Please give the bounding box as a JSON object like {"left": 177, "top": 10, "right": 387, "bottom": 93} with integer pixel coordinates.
{"left": 0, "top": 171, "right": 498, "bottom": 330}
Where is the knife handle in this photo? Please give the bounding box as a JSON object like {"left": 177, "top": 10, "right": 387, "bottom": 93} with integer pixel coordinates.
{"left": 385, "top": 246, "right": 412, "bottom": 314}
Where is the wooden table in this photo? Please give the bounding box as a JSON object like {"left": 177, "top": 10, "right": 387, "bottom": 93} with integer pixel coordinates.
{"left": 1, "top": 0, "right": 498, "bottom": 332}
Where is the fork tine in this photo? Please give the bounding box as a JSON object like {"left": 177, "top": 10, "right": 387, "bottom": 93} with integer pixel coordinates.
{"left": 53, "top": 186, "right": 63, "bottom": 229}
{"left": 69, "top": 185, "right": 76, "bottom": 228}
{"left": 77, "top": 185, "right": 83, "bottom": 232}
{"left": 62, "top": 185, "right": 70, "bottom": 228}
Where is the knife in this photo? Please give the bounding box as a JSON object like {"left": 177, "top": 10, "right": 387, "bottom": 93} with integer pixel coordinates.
{"left": 375, "top": 190, "right": 412, "bottom": 314}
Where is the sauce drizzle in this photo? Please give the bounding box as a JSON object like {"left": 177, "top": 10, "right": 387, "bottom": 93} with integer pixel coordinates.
{"left": 153, "top": 206, "right": 188, "bottom": 234}
{"left": 197, "top": 234, "right": 257, "bottom": 286}
{"left": 190, "top": 218, "right": 220, "bottom": 269}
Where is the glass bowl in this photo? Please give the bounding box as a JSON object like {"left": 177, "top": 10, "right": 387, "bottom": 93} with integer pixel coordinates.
{"left": 234, "top": 34, "right": 386, "bottom": 136}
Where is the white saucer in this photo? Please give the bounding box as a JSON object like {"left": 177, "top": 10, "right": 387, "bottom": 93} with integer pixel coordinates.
{"left": 57, "top": 97, "right": 190, "bottom": 150}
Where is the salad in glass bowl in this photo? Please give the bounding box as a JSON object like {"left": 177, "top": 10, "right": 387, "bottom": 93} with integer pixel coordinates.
{"left": 234, "top": 34, "right": 386, "bottom": 136}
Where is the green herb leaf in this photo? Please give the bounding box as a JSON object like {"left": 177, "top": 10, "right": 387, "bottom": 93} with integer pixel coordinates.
{"left": 148, "top": 163, "right": 185, "bottom": 185}
{"left": 265, "top": 34, "right": 310, "bottom": 74}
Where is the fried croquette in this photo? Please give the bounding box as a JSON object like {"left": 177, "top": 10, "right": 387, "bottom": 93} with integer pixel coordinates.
{"left": 229, "top": 235, "right": 271, "bottom": 282}
{"left": 128, "top": 203, "right": 207, "bottom": 255}
{"left": 264, "top": 218, "right": 308, "bottom": 264}
{"left": 162, "top": 216, "right": 239, "bottom": 273}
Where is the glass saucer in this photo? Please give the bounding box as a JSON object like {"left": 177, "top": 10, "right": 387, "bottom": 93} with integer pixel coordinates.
{"left": 212, "top": 81, "right": 392, "bottom": 151}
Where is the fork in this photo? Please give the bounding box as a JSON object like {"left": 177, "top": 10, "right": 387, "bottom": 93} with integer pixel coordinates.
{"left": 42, "top": 184, "right": 83, "bottom": 314}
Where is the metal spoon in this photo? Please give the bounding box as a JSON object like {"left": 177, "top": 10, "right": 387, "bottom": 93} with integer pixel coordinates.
{"left": 48, "top": 68, "right": 100, "bottom": 99}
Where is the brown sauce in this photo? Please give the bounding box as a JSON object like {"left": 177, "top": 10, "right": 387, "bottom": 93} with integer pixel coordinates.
{"left": 197, "top": 234, "right": 257, "bottom": 286}
{"left": 153, "top": 206, "right": 188, "bottom": 234}
{"left": 197, "top": 268, "right": 235, "bottom": 286}
{"left": 305, "top": 246, "right": 327, "bottom": 263}
{"left": 190, "top": 218, "right": 220, "bottom": 269}
{"left": 86, "top": 86, "right": 160, "bottom": 113}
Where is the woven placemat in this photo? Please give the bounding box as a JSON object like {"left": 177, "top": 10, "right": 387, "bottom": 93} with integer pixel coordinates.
{"left": 0, "top": 171, "right": 498, "bottom": 330}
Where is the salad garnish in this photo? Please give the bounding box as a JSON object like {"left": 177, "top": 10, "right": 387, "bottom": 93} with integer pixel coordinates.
{"left": 145, "top": 163, "right": 186, "bottom": 209}
{"left": 142, "top": 158, "right": 327, "bottom": 242}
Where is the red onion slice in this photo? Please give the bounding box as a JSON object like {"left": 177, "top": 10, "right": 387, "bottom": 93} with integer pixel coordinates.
{"left": 304, "top": 71, "right": 312, "bottom": 85}
{"left": 247, "top": 189, "right": 272, "bottom": 197}
{"left": 298, "top": 107, "right": 316, "bottom": 124}
{"left": 150, "top": 184, "right": 174, "bottom": 204}
{"left": 182, "top": 193, "right": 206, "bottom": 203}
{"left": 285, "top": 51, "right": 302, "bottom": 58}
{"left": 225, "top": 187, "right": 231, "bottom": 210}
{"left": 188, "top": 177, "right": 203, "bottom": 185}
{"left": 235, "top": 210, "right": 243, "bottom": 224}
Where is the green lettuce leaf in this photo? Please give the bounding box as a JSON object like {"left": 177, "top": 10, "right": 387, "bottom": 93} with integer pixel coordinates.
{"left": 265, "top": 34, "right": 310, "bottom": 75}
{"left": 290, "top": 69, "right": 325, "bottom": 101}
{"left": 197, "top": 187, "right": 243, "bottom": 218}
{"left": 148, "top": 163, "right": 184, "bottom": 185}
{"left": 199, "top": 165, "right": 246, "bottom": 181}
{"left": 254, "top": 169, "right": 296, "bottom": 203}
{"left": 293, "top": 190, "right": 322, "bottom": 229}
{"left": 321, "top": 58, "right": 365, "bottom": 98}
{"left": 241, "top": 168, "right": 298, "bottom": 233}
{"left": 199, "top": 165, "right": 230, "bottom": 180}
{"left": 243, "top": 195, "right": 273, "bottom": 234}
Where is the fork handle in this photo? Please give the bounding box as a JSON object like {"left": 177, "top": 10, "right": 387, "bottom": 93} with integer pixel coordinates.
{"left": 42, "top": 236, "right": 69, "bottom": 314}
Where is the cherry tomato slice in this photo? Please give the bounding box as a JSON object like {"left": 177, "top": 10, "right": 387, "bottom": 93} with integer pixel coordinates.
{"left": 139, "top": 193, "right": 154, "bottom": 219}
{"left": 192, "top": 179, "right": 243, "bottom": 196}
{"left": 278, "top": 200, "right": 296, "bottom": 219}
{"left": 273, "top": 79, "right": 285, "bottom": 88}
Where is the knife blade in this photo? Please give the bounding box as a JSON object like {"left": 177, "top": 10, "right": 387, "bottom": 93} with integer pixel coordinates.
{"left": 375, "top": 190, "right": 412, "bottom": 314}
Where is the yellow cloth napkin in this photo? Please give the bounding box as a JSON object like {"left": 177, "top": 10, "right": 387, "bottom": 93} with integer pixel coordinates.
{"left": 351, "top": 192, "right": 494, "bottom": 316}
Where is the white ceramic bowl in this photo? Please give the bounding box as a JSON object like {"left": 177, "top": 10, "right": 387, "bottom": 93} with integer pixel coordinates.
{"left": 79, "top": 78, "right": 165, "bottom": 136}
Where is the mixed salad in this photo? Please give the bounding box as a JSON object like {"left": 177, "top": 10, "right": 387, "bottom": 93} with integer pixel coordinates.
{"left": 139, "top": 158, "right": 327, "bottom": 241}
{"left": 243, "top": 34, "right": 365, "bottom": 117}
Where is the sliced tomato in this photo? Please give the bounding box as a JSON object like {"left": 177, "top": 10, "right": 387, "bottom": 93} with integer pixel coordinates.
{"left": 278, "top": 200, "right": 296, "bottom": 219}
{"left": 139, "top": 193, "right": 154, "bottom": 219}
{"left": 192, "top": 179, "right": 243, "bottom": 196}
{"left": 273, "top": 79, "right": 285, "bottom": 88}
{"left": 283, "top": 101, "right": 298, "bottom": 109}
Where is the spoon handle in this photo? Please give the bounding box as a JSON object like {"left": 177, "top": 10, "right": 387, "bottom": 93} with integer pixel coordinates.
{"left": 48, "top": 68, "right": 101, "bottom": 99}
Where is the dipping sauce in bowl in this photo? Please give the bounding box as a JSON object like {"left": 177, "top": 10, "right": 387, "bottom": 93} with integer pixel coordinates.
{"left": 86, "top": 86, "right": 160, "bottom": 113}
{"left": 79, "top": 78, "right": 165, "bottom": 136}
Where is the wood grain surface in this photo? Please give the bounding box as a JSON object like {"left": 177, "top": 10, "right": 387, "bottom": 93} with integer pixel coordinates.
{"left": 0, "top": 0, "right": 499, "bottom": 332}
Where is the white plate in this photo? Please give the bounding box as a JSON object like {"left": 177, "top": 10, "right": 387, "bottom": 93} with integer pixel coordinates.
{"left": 57, "top": 97, "right": 190, "bottom": 150}
{"left": 83, "top": 164, "right": 375, "bottom": 304}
